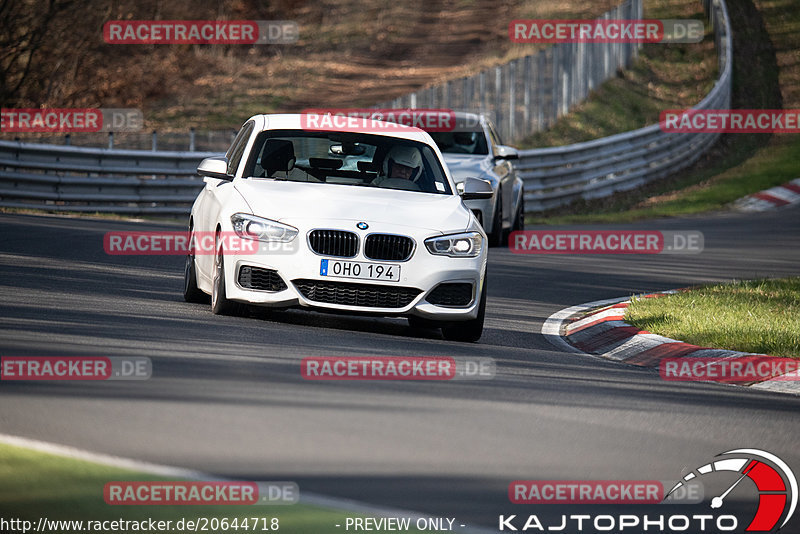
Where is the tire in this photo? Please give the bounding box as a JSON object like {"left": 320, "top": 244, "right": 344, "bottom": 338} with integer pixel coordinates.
{"left": 183, "top": 229, "right": 208, "bottom": 303}
{"left": 211, "top": 235, "right": 243, "bottom": 316}
{"left": 441, "top": 276, "right": 487, "bottom": 343}
{"left": 512, "top": 195, "right": 525, "bottom": 232}
{"left": 488, "top": 195, "right": 503, "bottom": 247}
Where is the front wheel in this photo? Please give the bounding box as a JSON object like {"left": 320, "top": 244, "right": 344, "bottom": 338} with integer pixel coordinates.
{"left": 488, "top": 196, "right": 503, "bottom": 247}
{"left": 441, "top": 277, "right": 487, "bottom": 343}
{"left": 183, "top": 229, "right": 208, "bottom": 303}
{"left": 512, "top": 196, "right": 525, "bottom": 232}
{"left": 211, "top": 237, "right": 243, "bottom": 316}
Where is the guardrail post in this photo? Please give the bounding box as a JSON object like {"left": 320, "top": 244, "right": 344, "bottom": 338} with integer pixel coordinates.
{"left": 151, "top": 130, "right": 157, "bottom": 151}
{"left": 189, "top": 127, "right": 196, "bottom": 152}
{"left": 64, "top": 134, "right": 71, "bottom": 146}
{"left": 551, "top": 45, "right": 559, "bottom": 121}
{"left": 523, "top": 55, "right": 532, "bottom": 134}
{"left": 479, "top": 71, "right": 486, "bottom": 113}
{"left": 538, "top": 50, "right": 546, "bottom": 130}
{"left": 494, "top": 66, "right": 502, "bottom": 136}
{"left": 509, "top": 60, "right": 516, "bottom": 140}
{"left": 108, "top": 132, "right": 114, "bottom": 149}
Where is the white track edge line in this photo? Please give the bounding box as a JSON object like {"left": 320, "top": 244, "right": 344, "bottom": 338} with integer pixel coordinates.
{"left": 541, "top": 296, "right": 631, "bottom": 357}
{"left": 0, "top": 433, "right": 498, "bottom": 534}
{"left": 542, "top": 291, "right": 799, "bottom": 395}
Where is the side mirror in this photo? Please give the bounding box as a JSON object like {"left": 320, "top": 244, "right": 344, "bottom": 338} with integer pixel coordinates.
{"left": 197, "top": 156, "right": 231, "bottom": 180}
{"left": 494, "top": 145, "right": 519, "bottom": 160}
{"left": 460, "top": 177, "right": 493, "bottom": 200}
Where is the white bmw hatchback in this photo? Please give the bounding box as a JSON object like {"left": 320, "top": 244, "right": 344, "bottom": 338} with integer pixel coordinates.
{"left": 184, "top": 114, "right": 493, "bottom": 342}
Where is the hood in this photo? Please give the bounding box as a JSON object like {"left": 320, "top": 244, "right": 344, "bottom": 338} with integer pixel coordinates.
{"left": 442, "top": 154, "right": 493, "bottom": 184}
{"left": 234, "top": 178, "right": 471, "bottom": 233}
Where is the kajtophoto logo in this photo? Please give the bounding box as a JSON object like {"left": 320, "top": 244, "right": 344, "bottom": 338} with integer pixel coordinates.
{"left": 665, "top": 449, "right": 797, "bottom": 532}
{"left": 500, "top": 449, "right": 796, "bottom": 532}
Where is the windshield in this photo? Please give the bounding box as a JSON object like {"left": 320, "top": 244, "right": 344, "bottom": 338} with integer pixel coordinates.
{"left": 242, "top": 130, "right": 453, "bottom": 195}
{"left": 428, "top": 130, "right": 489, "bottom": 155}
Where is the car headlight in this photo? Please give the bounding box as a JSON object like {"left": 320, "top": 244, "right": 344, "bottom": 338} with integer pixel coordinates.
{"left": 424, "top": 231, "right": 483, "bottom": 258}
{"left": 231, "top": 213, "right": 298, "bottom": 242}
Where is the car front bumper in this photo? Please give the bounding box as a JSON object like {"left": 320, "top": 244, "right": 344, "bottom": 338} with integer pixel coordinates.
{"left": 221, "top": 220, "right": 487, "bottom": 321}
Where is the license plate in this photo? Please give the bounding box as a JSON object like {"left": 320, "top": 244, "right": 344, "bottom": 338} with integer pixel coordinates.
{"left": 320, "top": 259, "right": 400, "bottom": 282}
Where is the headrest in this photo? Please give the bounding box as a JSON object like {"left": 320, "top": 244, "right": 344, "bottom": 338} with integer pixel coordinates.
{"left": 261, "top": 139, "right": 296, "bottom": 175}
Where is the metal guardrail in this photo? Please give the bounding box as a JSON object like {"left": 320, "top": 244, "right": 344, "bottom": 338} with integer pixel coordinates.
{"left": 517, "top": 0, "right": 732, "bottom": 212}
{"left": 2, "top": 128, "right": 238, "bottom": 152}
{"left": 0, "top": 0, "right": 731, "bottom": 217}
{"left": 0, "top": 142, "right": 218, "bottom": 215}
{"left": 378, "top": 0, "right": 644, "bottom": 143}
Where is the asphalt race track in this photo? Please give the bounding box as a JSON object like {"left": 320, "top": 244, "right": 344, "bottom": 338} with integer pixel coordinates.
{"left": 1, "top": 207, "right": 799, "bottom": 530}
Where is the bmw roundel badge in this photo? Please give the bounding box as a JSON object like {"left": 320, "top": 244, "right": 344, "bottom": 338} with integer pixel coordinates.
{"left": 357, "top": 222, "right": 369, "bottom": 230}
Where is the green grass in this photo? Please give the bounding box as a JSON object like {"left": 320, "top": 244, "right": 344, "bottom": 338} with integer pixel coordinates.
{"left": 526, "top": 133, "right": 800, "bottom": 224}
{"left": 625, "top": 278, "right": 800, "bottom": 358}
{"left": 0, "top": 443, "right": 424, "bottom": 534}
{"left": 516, "top": 42, "right": 716, "bottom": 149}
{"left": 516, "top": 2, "right": 717, "bottom": 149}
{"left": 521, "top": 0, "right": 799, "bottom": 224}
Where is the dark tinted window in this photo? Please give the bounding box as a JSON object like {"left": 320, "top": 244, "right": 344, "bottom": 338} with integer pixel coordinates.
{"left": 242, "top": 130, "right": 452, "bottom": 195}
{"left": 428, "top": 130, "right": 489, "bottom": 155}
{"left": 226, "top": 121, "right": 255, "bottom": 176}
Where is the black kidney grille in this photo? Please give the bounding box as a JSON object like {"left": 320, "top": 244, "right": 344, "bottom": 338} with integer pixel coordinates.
{"left": 426, "top": 283, "right": 473, "bottom": 307}
{"left": 293, "top": 279, "right": 421, "bottom": 308}
{"left": 238, "top": 266, "right": 287, "bottom": 292}
{"left": 308, "top": 230, "right": 358, "bottom": 258}
{"left": 364, "top": 234, "right": 415, "bottom": 261}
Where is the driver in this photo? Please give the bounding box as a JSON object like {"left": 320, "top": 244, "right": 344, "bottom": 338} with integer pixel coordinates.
{"left": 452, "top": 131, "right": 479, "bottom": 154}
{"left": 380, "top": 145, "right": 423, "bottom": 182}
